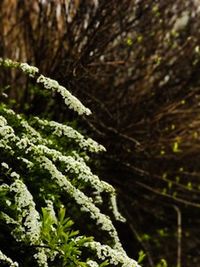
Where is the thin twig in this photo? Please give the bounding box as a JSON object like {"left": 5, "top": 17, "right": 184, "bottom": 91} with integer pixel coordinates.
{"left": 173, "top": 205, "right": 182, "bottom": 267}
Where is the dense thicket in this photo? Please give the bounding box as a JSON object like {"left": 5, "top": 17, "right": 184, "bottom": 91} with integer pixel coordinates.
{"left": 1, "top": 0, "right": 200, "bottom": 266}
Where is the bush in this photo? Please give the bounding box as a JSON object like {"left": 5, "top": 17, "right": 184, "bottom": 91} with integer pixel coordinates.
{"left": 0, "top": 58, "right": 139, "bottom": 267}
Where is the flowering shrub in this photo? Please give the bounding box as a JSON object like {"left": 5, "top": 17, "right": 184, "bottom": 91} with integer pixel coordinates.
{"left": 0, "top": 58, "right": 139, "bottom": 267}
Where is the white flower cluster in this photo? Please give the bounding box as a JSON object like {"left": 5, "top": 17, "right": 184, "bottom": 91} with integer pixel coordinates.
{"left": 0, "top": 60, "right": 140, "bottom": 266}
{"left": 0, "top": 58, "right": 19, "bottom": 69}
{"left": 20, "top": 63, "right": 39, "bottom": 77}
{"left": 17, "top": 157, "right": 34, "bottom": 169}
{"left": 0, "top": 249, "right": 19, "bottom": 267}
{"left": 35, "top": 117, "right": 106, "bottom": 153}
{"left": 10, "top": 171, "right": 20, "bottom": 179}
{"left": 0, "top": 116, "right": 15, "bottom": 139}
{"left": 85, "top": 241, "right": 140, "bottom": 267}
{"left": 110, "top": 194, "right": 126, "bottom": 223}
{"left": 20, "top": 117, "right": 47, "bottom": 144}
{"left": 1, "top": 162, "right": 9, "bottom": 169}
{"left": 0, "top": 110, "right": 125, "bottom": 232}
{"left": 0, "top": 170, "right": 48, "bottom": 267}
{"left": 0, "top": 59, "right": 38, "bottom": 78}
{"left": 39, "top": 156, "right": 122, "bottom": 250}
{"left": 0, "top": 210, "right": 18, "bottom": 226}
{"left": 0, "top": 113, "right": 125, "bottom": 243}
{"left": 0, "top": 113, "right": 47, "bottom": 153}
{"left": 0, "top": 183, "right": 9, "bottom": 192}
{"left": 35, "top": 145, "right": 108, "bottom": 189}
{"left": 86, "top": 260, "right": 99, "bottom": 267}
{"left": 0, "top": 130, "right": 27, "bottom": 156}
{"left": 34, "top": 247, "right": 49, "bottom": 267}
{"left": 37, "top": 74, "right": 91, "bottom": 115}
{"left": 0, "top": 115, "right": 16, "bottom": 151}
{"left": 10, "top": 179, "right": 41, "bottom": 245}
{"left": 0, "top": 58, "right": 91, "bottom": 115}
{"left": 2, "top": 107, "right": 46, "bottom": 144}
{"left": 44, "top": 199, "right": 57, "bottom": 222}
{"left": 0, "top": 124, "right": 15, "bottom": 140}
{"left": 16, "top": 136, "right": 32, "bottom": 150}
{"left": 0, "top": 183, "right": 12, "bottom": 207}
{"left": 33, "top": 145, "right": 125, "bottom": 222}
{"left": 0, "top": 115, "right": 7, "bottom": 126}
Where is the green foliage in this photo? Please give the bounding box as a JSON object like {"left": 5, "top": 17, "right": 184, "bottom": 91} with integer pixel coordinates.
{"left": 156, "top": 259, "right": 168, "bottom": 267}
{"left": 41, "top": 206, "right": 92, "bottom": 266}
{"left": 0, "top": 59, "right": 139, "bottom": 267}
{"left": 137, "top": 251, "right": 146, "bottom": 265}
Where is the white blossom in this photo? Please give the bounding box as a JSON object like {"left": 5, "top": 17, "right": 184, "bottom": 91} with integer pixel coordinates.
{"left": 0, "top": 59, "right": 139, "bottom": 267}
{"left": 1, "top": 162, "right": 9, "bottom": 169}
{"left": 0, "top": 211, "right": 19, "bottom": 226}
{"left": 0, "top": 58, "right": 18, "bottom": 68}
{"left": 0, "top": 58, "right": 91, "bottom": 115}
{"left": 44, "top": 199, "right": 57, "bottom": 222}
{"left": 32, "top": 144, "right": 124, "bottom": 222}
{"left": 85, "top": 241, "right": 140, "bottom": 267}
{"left": 37, "top": 75, "right": 91, "bottom": 115}
{"left": 10, "top": 179, "right": 41, "bottom": 245}
{"left": 0, "top": 117, "right": 16, "bottom": 149}
{"left": 0, "top": 59, "right": 38, "bottom": 78}
{"left": 16, "top": 136, "right": 32, "bottom": 150}
{"left": 10, "top": 172, "right": 20, "bottom": 179}
{"left": 0, "top": 125, "right": 15, "bottom": 139}
{"left": 34, "top": 117, "right": 105, "bottom": 153}
{"left": 87, "top": 259, "right": 99, "bottom": 267}
{"left": 6, "top": 199, "right": 12, "bottom": 206}
{"left": 0, "top": 115, "right": 7, "bottom": 126}
{"left": 2, "top": 107, "right": 49, "bottom": 146}
{"left": 0, "top": 250, "right": 19, "bottom": 267}
{"left": 20, "top": 63, "right": 39, "bottom": 77}
{"left": 34, "top": 247, "right": 49, "bottom": 267}
{"left": 38, "top": 156, "right": 122, "bottom": 250}
{"left": 17, "top": 157, "right": 34, "bottom": 168}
